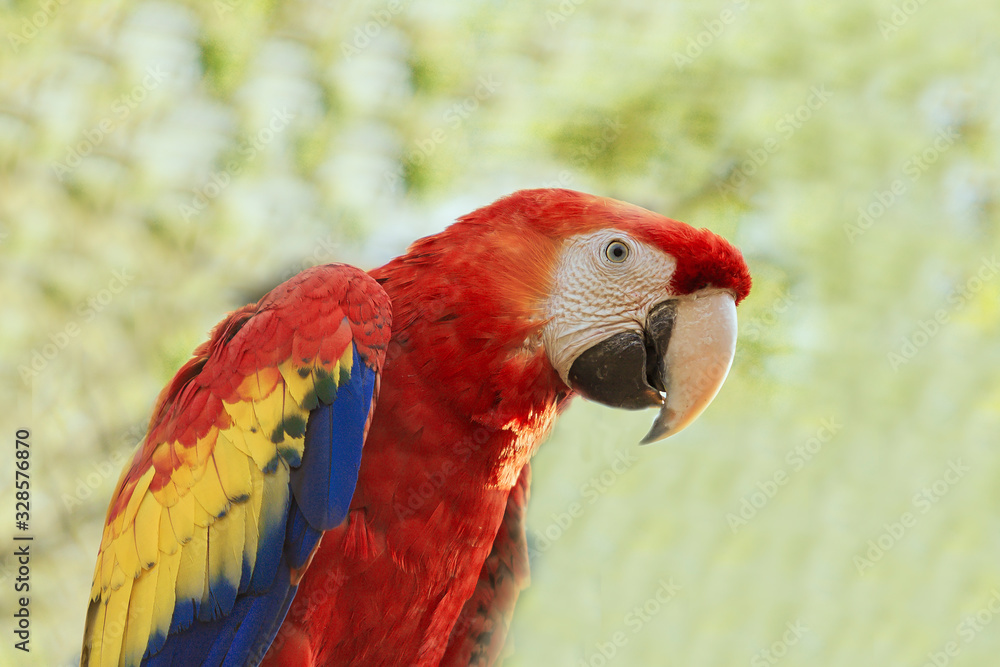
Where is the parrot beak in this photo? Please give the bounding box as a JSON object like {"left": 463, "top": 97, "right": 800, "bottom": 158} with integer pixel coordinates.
{"left": 639, "top": 291, "right": 737, "bottom": 443}
{"left": 567, "top": 291, "right": 737, "bottom": 444}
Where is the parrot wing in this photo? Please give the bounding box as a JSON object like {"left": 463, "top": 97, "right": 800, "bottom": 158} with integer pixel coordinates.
{"left": 81, "top": 264, "right": 391, "bottom": 667}
{"left": 440, "top": 463, "right": 532, "bottom": 667}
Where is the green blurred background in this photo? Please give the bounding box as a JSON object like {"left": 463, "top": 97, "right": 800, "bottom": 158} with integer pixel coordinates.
{"left": 2, "top": 0, "right": 999, "bottom": 665}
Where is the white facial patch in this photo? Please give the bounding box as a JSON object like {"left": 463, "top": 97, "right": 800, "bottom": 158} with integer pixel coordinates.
{"left": 541, "top": 230, "right": 678, "bottom": 385}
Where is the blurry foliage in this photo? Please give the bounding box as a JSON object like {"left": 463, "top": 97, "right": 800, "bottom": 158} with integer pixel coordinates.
{"left": 1, "top": 0, "right": 999, "bottom": 665}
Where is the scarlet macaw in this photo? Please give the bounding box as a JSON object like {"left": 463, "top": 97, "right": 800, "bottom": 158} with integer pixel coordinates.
{"left": 81, "top": 188, "right": 751, "bottom": 666}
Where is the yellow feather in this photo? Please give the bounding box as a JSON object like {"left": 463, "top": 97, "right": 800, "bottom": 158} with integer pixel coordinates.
{"left": 241, "top": 366, "right": 281, "bottom": 401}
{"left": 174, "top": 527, "right": 208, "bottom": 614}
{"left": 191, "top": 461, "right": 230, "bottom": 519}
{"left": 326, "top": 359, "right": 341, "bottom": 387}
{"left": 243, "top": 424, "right": 278, "bottom": 472}
{"left": 83, "top": 595, "right": 107, "bottom": 666}
{"left": 100, "top": 524, "right": 114, "bottom": 551}
{"left": 100, "top": 538, "right": 116, "bottom": 592}
{"left": 339, "top": 344, "right": 354, "bottom": 374}
{"left": 169, "top": 441, "right": 197, "bottom": 490}
{"left": 158, "top": 504, "right": 179, "bottom": 556}
{"left": 258, "top": 461, "right": 290, "bottom": 564}
{"left": 219, "top": 427, "right": 250, "bottom": 459}
{"left": 166, "top": 490, "right": 195, "bottom": 545}
{"left": 150, "top": 546, "right": 181, "bottom": 652}
{"left": 224, "top": 500, "right": 247, "bottom": 579}
{"left": 151, "top": 476, "right": 179, "bottom": 508}
{"left": 113, "top": 528, "right": 141, "bottom": 583}
{"left": 213, "top": 434, "right": 252, "bottom": 501}
{"left": 189, "top": 458, "right": 207, "bottom": 484}
{"left": 99, "top": 572, "right": 134, "bottom": 667}
{"left": 192, "top": 492, "right": 214, "bottom": 529}
{"left": 243, "top": 464, "right": 264, "bottom": 578}
{"left": 277, "top": 358, "right": 314, "bottom": 406}
{"left": 279, "top": 377, "right": 309, "bottom": 453}
{"left": 250, "top": 387, "right": 286, "bottom": 440}
{"left": 206, "top": 501, "right": 245, "bottom": 610}
{"left": 223, "top": 398, "right": 256, "bottom": 431}
{"left": 109, "top": 560, "right": 127, "bottom": 592}
{"left": 133, "top": 493, "right": 162, "bottom": 569}
{"left": 194, "top": 427, "right": 218, "bottom": 468}
{"left": 113, "top": 468, "right": 155, "bottom": 538}
{"left": 122, "top": 565, "right": 157, "bottom": 666}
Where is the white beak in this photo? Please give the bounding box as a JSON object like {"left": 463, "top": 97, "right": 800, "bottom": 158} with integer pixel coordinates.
{"left": 641, "top": 291, "right": 737, "bottom": 443}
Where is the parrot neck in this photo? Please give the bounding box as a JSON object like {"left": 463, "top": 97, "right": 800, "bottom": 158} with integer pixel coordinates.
{"left": 368, "top": 251, "right": 571, "bottom": 489}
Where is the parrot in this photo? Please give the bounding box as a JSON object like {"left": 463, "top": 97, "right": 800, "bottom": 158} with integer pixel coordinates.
{"left": 80, "top": 188, "right": 751, "bottom": 667}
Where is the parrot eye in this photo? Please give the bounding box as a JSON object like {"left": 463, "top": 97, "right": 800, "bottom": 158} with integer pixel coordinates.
{"left": 604, "top": 240, "right": 630, "bottom": 264}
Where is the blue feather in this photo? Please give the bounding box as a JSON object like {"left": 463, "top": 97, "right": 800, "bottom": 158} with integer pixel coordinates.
{"left": 290, "top": 345, "right": 377, "bottom": 530}
{"left": 199, "top": 575, "right": 238, "bottom": 622}
{"left": 286, "top": 501, "right": 324, "bottom": 571}
{"left": 248, "top": 492, "right": 289, "bottom": 595}
{"left": 224, "top": 575, "right": 297, "bottom": 667}
{"left": 168, "top": 596, "right": 195, "bottom": 636}
{"left": 147, "top": 560, "right": 295, "bottom": 667}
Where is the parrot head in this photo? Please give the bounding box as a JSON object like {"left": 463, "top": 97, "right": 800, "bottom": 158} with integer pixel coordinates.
{"left": 527, "top": 191, "right": 750, "bottom": 443}
{"left": 381, "top": 188, "right": 751, "bottom": 444}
